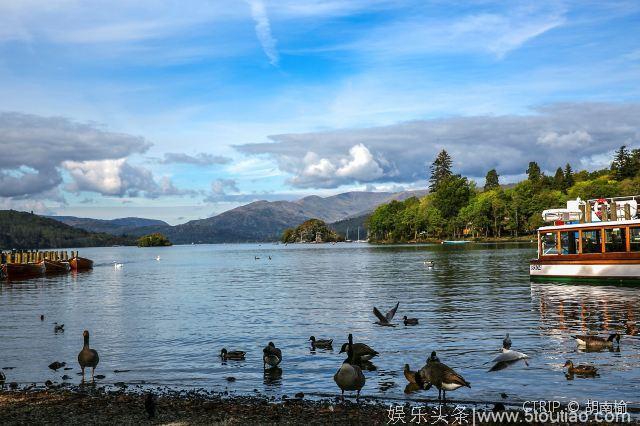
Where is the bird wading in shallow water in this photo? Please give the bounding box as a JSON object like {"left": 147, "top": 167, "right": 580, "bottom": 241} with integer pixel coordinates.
{"left": 418, "top": 351, "right": 470, "bottom": 401}
{"left": 263, "top": 342, "right": 282, "bottom": 368}
{"left": 334, "top": 334, "right": 366, "bottom": 401}
{"left": 78, "top": 330, "right": 100, "bottom": 382}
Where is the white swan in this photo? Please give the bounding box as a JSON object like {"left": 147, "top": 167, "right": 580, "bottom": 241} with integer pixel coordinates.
{"left": 155, "top": 256, "right": 161, "bottom": 261}
{"left": 113, "top": 261, "right": 123, "bottom": 269}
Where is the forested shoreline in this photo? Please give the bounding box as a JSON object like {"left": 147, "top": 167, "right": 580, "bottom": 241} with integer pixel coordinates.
{"left": 367, "top": 146, "right": 640, "bottom": 243}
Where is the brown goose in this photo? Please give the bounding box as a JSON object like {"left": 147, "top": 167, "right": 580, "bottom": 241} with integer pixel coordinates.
{"left": 403, "top": 364, "right": 423, "bottom": 386}
{"left": 77, "top": 330, "right": 100, "bottom": 382}
{"left": 338, "top": 342, "right": 379, "bottom": 361}
{"left": 418, "top": 351, "right": 470, "bottom": 400}
{"left": 309, "top": 336, "right": 333, "bottom": 349}
{"left": 220, "top": 348, "right": 246, "bottom": 360}
{"left": 564, "top": 360, "right": 598, "bottom": 376}
{"left": 573, "top": 333, "right": 620, "bottom": 348}
{"left": 334, "top": 334, "right": 366, "bottom": 400}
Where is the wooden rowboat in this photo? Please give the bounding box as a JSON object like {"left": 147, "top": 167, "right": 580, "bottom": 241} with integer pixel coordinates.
{"left": 1, "top": 261, "right": 46, "bottom": 280}
{"left": 44, "top": 259, "right": 71, "bottom": 274}
{"left": 69, "top": 257, "right": 93, "bottom": 271}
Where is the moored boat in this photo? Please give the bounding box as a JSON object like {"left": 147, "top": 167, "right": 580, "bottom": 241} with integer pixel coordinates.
{"left": 44, "top": 259, "right": 71, "bottom": 274}
{"left": 1, "top": 261, "right": 46, "bottom": 280}
{"left": 70, "top": 256, "right": 94, "bottom": 271}
{"left": 441, "top": 240, "right": 471, "bottom": 245}
{"left": 530, "top": 195, "right": 640, "bottom": 283}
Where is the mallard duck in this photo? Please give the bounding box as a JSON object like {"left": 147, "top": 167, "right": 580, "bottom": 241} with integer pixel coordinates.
{"left": 373, "top": 302, "right": 399, "bottom": 326}
{"left": 418, "top": 353, "right": 470, "bottom": 400}
{"left": 573, "top": 333, "right": 620, "bottom": 348}
{"left": 334, "top": 334, "right": 366, "bottom": 400}
{"left": 263, "top": 342, "right": 282, "bottom": 368}
{"left": 309, "top": 336, "right": 333, "bottom": 349}
{"left": 220, "top": 348, "right": 246, "bottom": 360}
{"left": 338, "top": 342, "right": 379, "bottom": 361}
{"left": 503, "top": 333, "right": 512, "bottom": 350}
{"left": 77, "top": 330, "right": 100, "bottom": 382}
{"left": 564, "top": 360, "right": 598, "bottom": 376}
{"left": 403, "top": 316, "right": 419, "bottom": 326}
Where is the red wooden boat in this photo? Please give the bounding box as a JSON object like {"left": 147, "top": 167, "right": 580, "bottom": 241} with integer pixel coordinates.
{"left": 69, "top": 257, "right": 93, "bottom": 271}
{"left": 1, "top": 261, "right": 46, "bottom": 280}
{"left": 44, "top": 259, "right": 71, "bottom": 274}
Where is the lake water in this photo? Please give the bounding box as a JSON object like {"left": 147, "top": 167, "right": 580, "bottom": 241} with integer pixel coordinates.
{"left": 1, "top": 243, "right": 639, "bottom": 408}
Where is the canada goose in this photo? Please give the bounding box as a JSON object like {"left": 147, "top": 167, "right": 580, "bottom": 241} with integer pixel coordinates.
{"left": 564, "top": 360, "right": 598, "bottom": 376}
{"left": 145, "top": 393, "right": 157, "bottom": 419}
{"left": 334, "top": 334, "right": 366, "bottom": 400}
{"left": 573, "top": 333, "right": 620, "bottom": 348}
{"left": 220, "top": 348, "right": 246, "bottom": 361}
{"left": 503, "top": 333, "right": 512, "bottom": 350}
{"left": 309, "top": 336, "right": 333, "bottom": 349}
{"left": 403, "top": 316, "right": 419, "bottom": 326}
{"left": 403, "top": 364, "right": 423, "bottom": 386}
{"left": 373, "top": 302, "right": 399, "bottom": 326}
{"left": 54, "top": 323, "right": 64, "bottom": 333}
{"left": 338, "top": 342, "right": 379, "bottom": 361}
{"left": 428, "top": 351, "right": 440, "bottom": 363}
{"left": 263, "top": 342, "right": 282, "bottom": 368}
{"left": 418, "top": 354, "right": 470, "bottom": 400}
{"left": 78, "top": 330, "right": 100, "bottom": 382}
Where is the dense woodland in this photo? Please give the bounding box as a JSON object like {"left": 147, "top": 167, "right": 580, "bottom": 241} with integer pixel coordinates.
{"left": 367, "top": 146, "right": 640, "bottom": 242}
{"left": 281, "top": 219, "right": 343, "bottom": 243}
{"left": 0, "top": 210, "right": 134, "bottom": 249}
{"left": 137, "top": 233, "right": 173, "bottom": 247}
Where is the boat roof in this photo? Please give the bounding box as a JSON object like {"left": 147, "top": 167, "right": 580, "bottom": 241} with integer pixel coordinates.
{"left": 539, "top": 219, "right": 640, "bottom": 232}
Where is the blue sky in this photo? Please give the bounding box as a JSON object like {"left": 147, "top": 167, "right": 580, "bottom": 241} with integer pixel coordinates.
{"left": 0, "top": 0, "right": 639, "bottom": 223}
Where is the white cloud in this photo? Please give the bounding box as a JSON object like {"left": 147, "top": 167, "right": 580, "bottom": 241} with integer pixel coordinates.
{"left": 537, "top": 130, "right": 592, "bottom": 147}
{"left": 335, "top": 144, "right": 383, "bottom": 180}
{"left": 247, "top": 0, "right": 279, "bottom": 65}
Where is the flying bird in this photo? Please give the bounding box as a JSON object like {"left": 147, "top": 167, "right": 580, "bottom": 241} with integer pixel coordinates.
{"left": 373, "top": 302, "right": 399, "bottom": 326}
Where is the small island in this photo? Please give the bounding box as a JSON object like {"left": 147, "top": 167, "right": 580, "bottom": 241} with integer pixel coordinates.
{"left": 137, "top": 233, "right": 173, "bottom": 247}
{"left": 281, "top": 219, "right": 343, "bottom": 243}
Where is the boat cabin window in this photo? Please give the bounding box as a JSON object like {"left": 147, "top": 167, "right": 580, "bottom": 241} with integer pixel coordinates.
{"left": 604, "top": 228, "right": 626, "bottom": 252}
{"left": 560, "top": 231, "right": 579, "bottom": 254}
{"left": 630, "top": 227, "right": 640, "bottom": 252}
{"left": 542, "top": 232, "right": 558, "bottom": 255}
{"left": 581, "top": 229, "right": 602, "bottom": 254}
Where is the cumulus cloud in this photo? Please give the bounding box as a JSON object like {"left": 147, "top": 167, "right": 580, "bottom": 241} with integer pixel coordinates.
{"left": 0, "top": 112, "right": 150, "bottom": 197}
{"left": 160, "top": 152, "right": 232, "bottom": 165}
{"left": 211, "top": 178, "right": 240, "bottom": 195}
{"left": 247, "top": 0, "right": 279, "bottom": 65}
{"left": 236, "top": 102, "right": 640, "bottom": 188}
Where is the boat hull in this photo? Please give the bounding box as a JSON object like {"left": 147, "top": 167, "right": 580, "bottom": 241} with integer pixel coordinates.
{"left": 530, "top": 261, "right": 640, "bottom": 282}
{"left": 69, "top": 257, "right": 93, "bottom": 271}
{"left": 44, "top": 260, "right": 71, "bottom": 274}
{"left": 1, "top": 262, "right": 46, "bottom": 280}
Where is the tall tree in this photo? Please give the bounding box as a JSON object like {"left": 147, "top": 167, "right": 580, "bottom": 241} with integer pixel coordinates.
{"left": 563, "top": 163, "right": 574, "bottom": 189}
{"left": 484, "top": 169, "right": 500, "bottom": 191}
{"left": 429, "top": 149, "right": 452, "bottom": 192}
{"left": 526, "top": 162, "right": 542, "bottom": 183}
{"left": 631, "top": 149, "right": 640, "bottom": 177}
{"left": 553, "top": 167, "right": 565, "bottom": 192}
{"left": 611, "top": 145, "right": 633, "bottom": 180}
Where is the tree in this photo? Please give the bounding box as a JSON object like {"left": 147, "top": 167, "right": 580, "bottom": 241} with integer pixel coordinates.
{"left": 563, "top": 163, "right": 574, "bottom": 189}
{"left": 631, "top": 149, "right": 640, "bottom": 177}
{"left": 484, "top": 169, "right": 500, "bottom": 191}
{"left": 553, "top": 167, "right": 565, "bottom": 192}
{"left": 611, "top": 145, "right": 633, "bottom": 180}
{"left": 137, "top": 233, "right": 172, "bottom": 247}
{"left": 526, "top": 162, "right": 542, "bottom": 183}
{"left": 429, "top": 149, "right": 452, "bottom": 192}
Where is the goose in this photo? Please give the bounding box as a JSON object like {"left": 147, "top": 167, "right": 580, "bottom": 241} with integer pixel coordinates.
{"left": 573, "top": 333, "right": 620, "bottom": 348}
{"left": 263, "top": 342, "right": 282, "bottom": 368}
{"left": 564, "top": 360, "right": 598, "bottom": 376}
{"left": 428, "top": 351, "right": 440, "bottom": 363}
{"left": 220, "top": 348, "right": 246, "bottom": 361}
{"left": 403, "top": 316, "right": 419, "bottom": 326}
{"left": 418, "top": 353, "right": 470, "bottom": 400}
{"left": 403, "top": 364, "right": 423, "bottom": 386}
{"left": 77, "top": 330, "right": 100, "bottom": 382}
{"left": 54, "top": 323, "right": 65, "bottom": 333}
{"left": 373, "top": 301, "right": 399, "bottom": 326}
{"left": 338, "top": 341, "right": 379, "bottom": 361}
{"left": 309, "top": 336, "right": 333, "bottom": 349}
{"left": 334, "top": 334, "right": 366, "bottom": 400}
{"left": 503, "top": 333, "right": 512, "bottom": 350}
{"left": 113, "top": 261, "right": 123, "bottom": 269}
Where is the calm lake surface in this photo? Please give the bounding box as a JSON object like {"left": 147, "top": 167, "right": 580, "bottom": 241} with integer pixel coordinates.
{"left": 1, "top": 243, "right": 639, "bottom": 406}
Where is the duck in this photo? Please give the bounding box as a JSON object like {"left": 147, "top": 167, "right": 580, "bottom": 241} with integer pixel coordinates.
{"left": 255, "top": 256, "right": 260, "bottom": 260}
{"left": 334, "top": 334, "right": 366, "bottom": 401}
{"left": 263, "top": 342, "right": 282, "bottom": 368}
{"left": 309, "top": 336, "right": 333, "bottom": 349}
{"left": 403, "top": 316, "right": 419, "bottom": 326}
{"left": 573, "top": 333, "right": 620, "bottom": 348}
{"left": 77, "top": 330, "right": 100, "bottom": 382}
{"left": 338, "top": 341, "right": 379, "bottom": 362}
{"left": 503, "top": 333, "right": 512, "bottom": 350}
{"left": 563, "top": 360, "right": 598, "bottom": 376}
{"left": 54, "top": 323, "right": 64, "bottom": 333}
{"left": 403, "top": 364, "right": 423, "bottom": 386}
{"left": 220, "top": 348, "right": 246, "bottom": 361}
{"left": 373, "top": 301, "right": 399, "bottom": 326}
{"left": 48, "top": 361, "right": 66, "bottom": 370}
{"left": 418, "top": 352, "right": 470, "bottom": 401}
{"left": 40, "top": 315, "right": 44, "bottom": 321}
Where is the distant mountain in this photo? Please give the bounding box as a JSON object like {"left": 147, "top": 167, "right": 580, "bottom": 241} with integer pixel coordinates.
{"left": 49, "top": 216, "right": 169, "bottom": 235}
{"left": 133, "top": 190, "right": 427, "bottom": 244}
{"left": 0, "top": 210, "right": 134, "bottom": 249}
